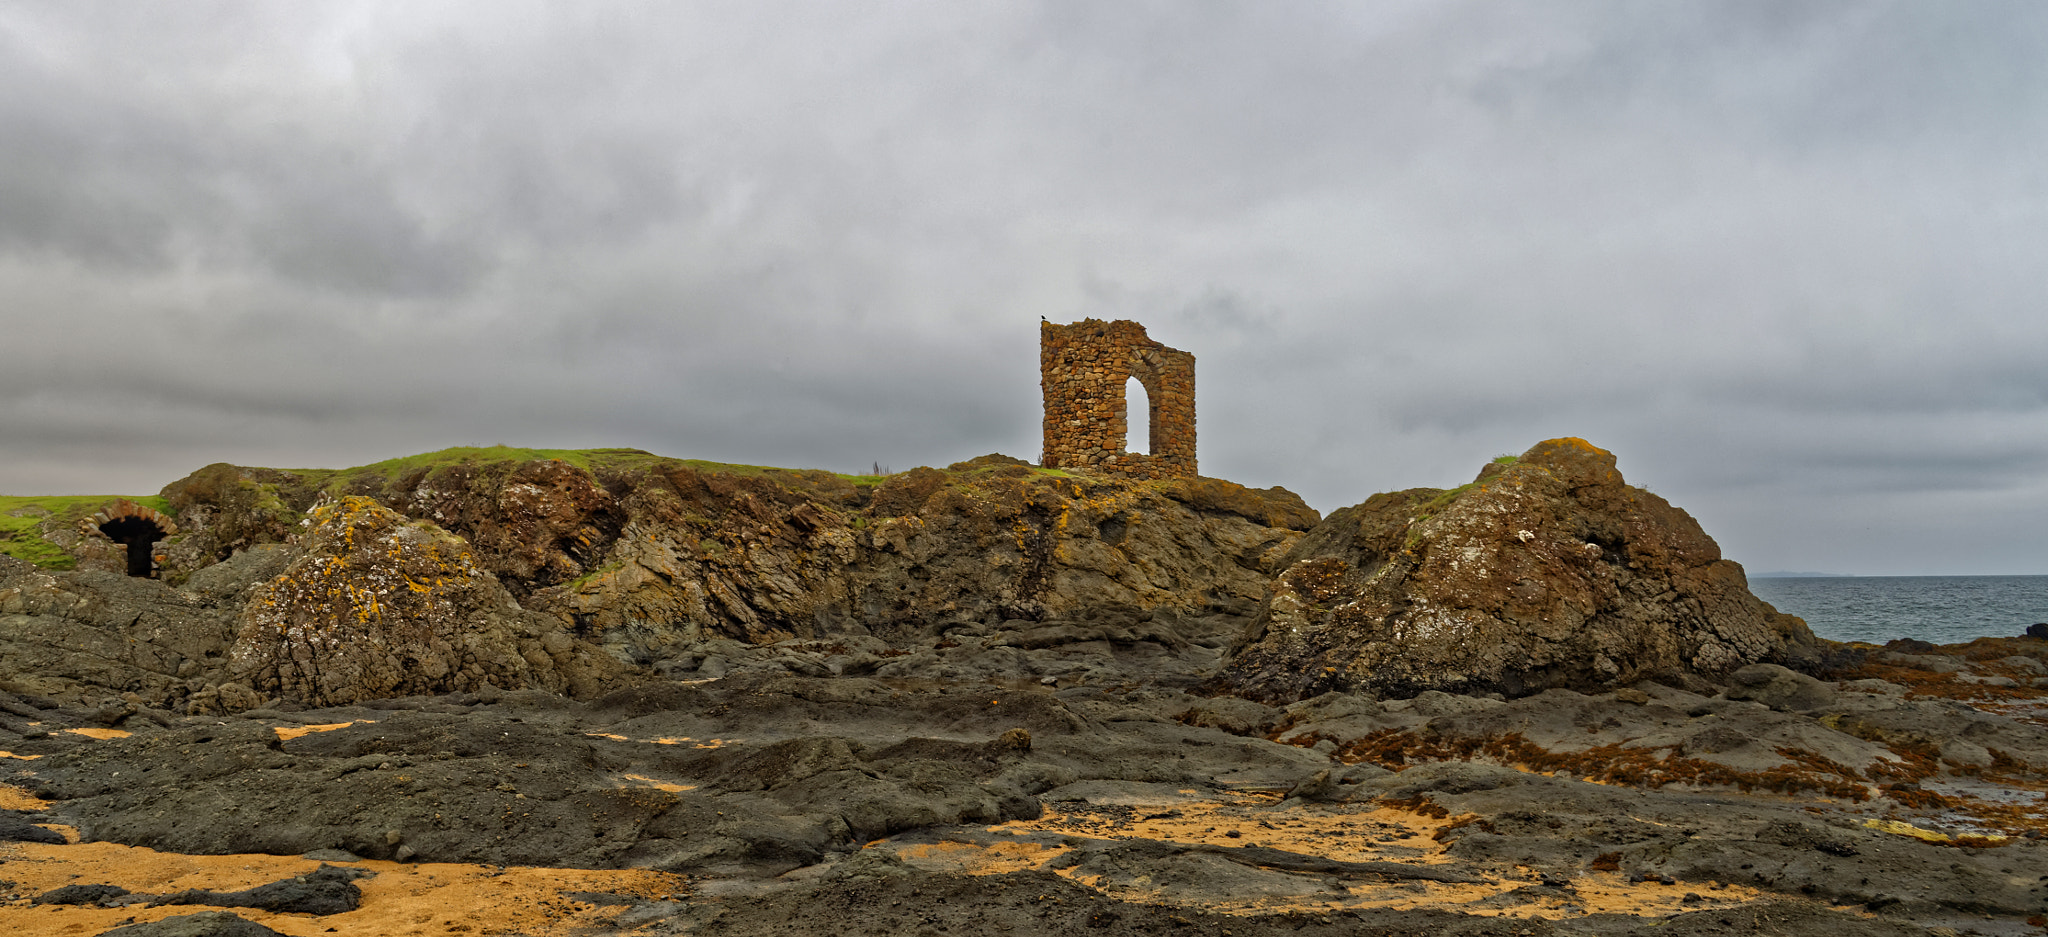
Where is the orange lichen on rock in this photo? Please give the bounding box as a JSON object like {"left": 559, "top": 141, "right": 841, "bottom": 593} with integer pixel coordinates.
{"left": 225, "top": 496, "right": 620, "bottom": 708}
{"left": 1325, "top": 730, "right": 1874, "bottom": 801}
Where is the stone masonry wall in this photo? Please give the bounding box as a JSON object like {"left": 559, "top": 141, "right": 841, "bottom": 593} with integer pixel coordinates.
{"left": 1040, "top": 319, "right": 1196, "bottom": 479}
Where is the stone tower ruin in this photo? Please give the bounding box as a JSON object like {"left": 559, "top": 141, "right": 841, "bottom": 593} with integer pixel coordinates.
{"left": 1040, "top": 318, "right": 1196, "bottom": 479}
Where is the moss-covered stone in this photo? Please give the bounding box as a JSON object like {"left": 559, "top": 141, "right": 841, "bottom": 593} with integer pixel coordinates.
{"left": 1218, "top": 438, "right": 1818, "bottom": 702}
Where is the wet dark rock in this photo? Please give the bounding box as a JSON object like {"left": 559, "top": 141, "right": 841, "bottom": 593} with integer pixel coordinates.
{"left": 95, "top": 911, "right": 290, "bottom": 937}
{"left": 151, "top": 864, "right": 369, "bottom": 915}
{"left": 0, "top": 809, "right": 66, "bottom": 844}
{"left": 33, "top": 883, "right": 132, "bottom": 906}
{"left": 1724, "top": 663, "right": 1836, "bottom": 712}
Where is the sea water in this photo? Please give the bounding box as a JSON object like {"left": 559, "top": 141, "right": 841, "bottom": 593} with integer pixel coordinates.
{"left": 1746, "top": 575, "right": 2048, "bottom": 646}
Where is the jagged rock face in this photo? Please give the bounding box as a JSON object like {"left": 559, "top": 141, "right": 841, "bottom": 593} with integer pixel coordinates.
{"left": 228, "top": 496, "right": 621, "bottom": 707}
{"left": 159, "top": 464, "right": 315, "bottom": 581}
{"left": 530, "top": 461, "right": 1316, "bottom": 655}
{"left": 1217, "top": 438, "right": 1816, "bottom": 703}
{"left": 155, "top": 453, "right": 1318, "bottom": 659}
{"left": 368, "top": 459, "right": 627, "bottom": 595}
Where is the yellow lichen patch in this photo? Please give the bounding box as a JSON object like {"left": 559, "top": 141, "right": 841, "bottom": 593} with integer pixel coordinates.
{"left": 585, "top": 732, "right": 630, "bottom": 741}
{"left": 274, "top": 720, "right": 372, "bottom": 741}
{"left": 1862, "top": 817, "right": 2007, "bottom": 846}
{"left": 618, "top": 774, "right": 696, "bottom": 793}
{"left": 0, "top": 782, "right": 48, "bottom": 810}
{"left": 1864, "top": 818, "right": 1954, "bottom": 842}
{"left": 0, "top": 750, "right": 43, "bottom": 760}
{"left": 62, "top": 727, "right": 131, "bottom": 740}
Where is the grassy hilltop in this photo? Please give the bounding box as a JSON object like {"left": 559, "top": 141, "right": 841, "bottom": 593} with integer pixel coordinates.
{"left": 0, "top": 445, "right": 1084, "bottom": 571}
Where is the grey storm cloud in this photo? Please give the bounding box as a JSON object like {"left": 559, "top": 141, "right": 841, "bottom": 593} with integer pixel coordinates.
{"left": 3, "top": 1, "right": 2047, "bottom": 576}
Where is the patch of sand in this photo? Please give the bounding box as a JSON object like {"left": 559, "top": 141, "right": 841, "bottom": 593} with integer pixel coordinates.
{"left": 0, "top": 782, "right": 48, "bottom": 810}
{"left": 867, "top": 794, "right": 1781, "bottom": 921}
{"left": 274, "top": 720, "right": 373, "bottom": 741}
{"left": 0, "top": 840, "right": 688, "bottom": 937}
{"left": 618, "top": 773, "right": 695, "bottom": 793}
{"left": 60, "top": 727, "right": 131, "bottom": 740}
{"left": 586, "top": 733, "right": 736, "bottom": 749}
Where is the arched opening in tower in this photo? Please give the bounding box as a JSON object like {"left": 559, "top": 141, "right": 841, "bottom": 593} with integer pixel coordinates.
{"left": 1125, "top": 376, "right": 1150, "bottom": 454}
{"left": 94, "top": 501, "right": 177, "bottom": 578}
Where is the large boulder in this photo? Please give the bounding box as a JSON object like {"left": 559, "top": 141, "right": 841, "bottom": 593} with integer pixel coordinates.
{"left": 1216, "top": 438, "right": 1817, "bottom": 702}
{"left": 227, "top": 496, "right": 622, "bottom": 707}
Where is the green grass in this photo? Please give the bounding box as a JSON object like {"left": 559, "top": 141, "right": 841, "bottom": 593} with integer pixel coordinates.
{"left": 324, "top": 446, "right": 893, "bottom": 489}
{"left": 1, "top": 446, "right": 1071, "bottom": 571}
{"left": 0, "top": 494, "right": 173, "bottom": 569}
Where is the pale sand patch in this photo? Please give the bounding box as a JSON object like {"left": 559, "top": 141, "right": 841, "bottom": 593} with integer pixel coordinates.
{"left": 0, "top": 841, "right": 687, "bottom": 937}
{"left": 618, "top": 773, "right": 696, "bottom": 793}
{"left": 61, "top": 727, "right": 131, "bottom": 740}
{"left": 870, "top": 795, "right": 1782, "bottom": 921}
{"left": 0, "top": 782, "right": 48, "bottom": 810}
{"left": 586, "top": 733, "right": 736, "bottom": 749}
{"left": 274, "top": 720, "right": 373, "bottom": 741}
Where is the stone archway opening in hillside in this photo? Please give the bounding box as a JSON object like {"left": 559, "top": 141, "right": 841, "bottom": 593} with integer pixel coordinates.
{"left": 93, "top": 500, "right": 177, "bottom": 578}
{"left": 1124, "top": 376, "right": 1150, "bottom": 454}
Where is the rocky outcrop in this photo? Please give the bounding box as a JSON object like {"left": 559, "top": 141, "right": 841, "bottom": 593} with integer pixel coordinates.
{"left": 0, "top": 449, "right": 1316, "bottom": 709}
{"left": 158, "top": 464, "right": 317, "bottom": 578}
{"left": 1217, "top": 438, "right": 1816, "bottom": 702}
{"left": 536, "top": 458, "right": 1316, "bottom": 659}
{"left": 0, "top": 552, "right": 237, "bottom": 708}
{"left": 150, "top": 450, "right": 1318, "bottom": 659}
{"left": 227, "top": 497, "right": 623, "bottom": 707}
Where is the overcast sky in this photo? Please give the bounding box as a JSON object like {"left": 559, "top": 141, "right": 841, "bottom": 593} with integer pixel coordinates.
{"left": 3, "top": 2, "right": 2045, "bottom": 576}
